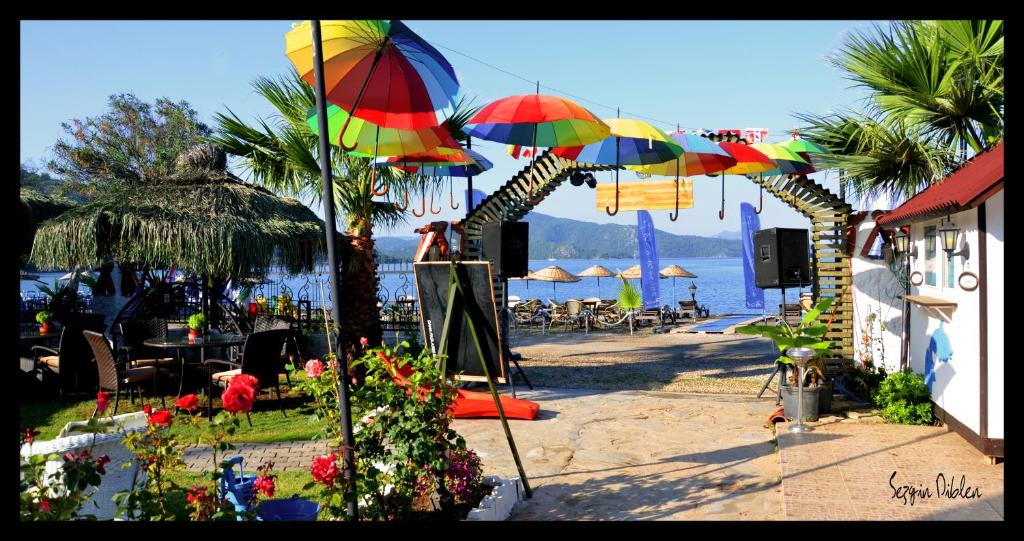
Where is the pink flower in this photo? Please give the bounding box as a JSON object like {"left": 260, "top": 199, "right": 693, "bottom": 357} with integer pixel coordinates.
{"left": 360, "top": 336, "right": 369, "bottom": 347}
{"left": 327, "top": 358, "right": 339, "bottom": 370}
{"left": 39, "top": 499, "right": 51, "bottom": 513}
{"left": 304, "top": 359, "right": 324, "bottom": 379}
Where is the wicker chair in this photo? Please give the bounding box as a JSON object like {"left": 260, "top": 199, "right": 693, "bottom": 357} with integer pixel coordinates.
{"left": 32, "top": 322, "right": 106, "bottom": 401}
{"left": 253, "top": 316, "right": 296, "bottom": 389}
{"left": 205, "top": 330, "right": 289, "bottom": 426}
{"left": 563, "top": 300, "right": 584, "bottom": 330}
{"left": 83, "top": 330, "right": 165, "bottom": 415}
{"left": 118, "top": 319, "right": 176, "bottom": 369}
{"left": 514, "top": 300, "right": 542, "bottom": 325}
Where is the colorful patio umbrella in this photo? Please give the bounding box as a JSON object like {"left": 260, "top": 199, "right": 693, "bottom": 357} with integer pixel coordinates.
{"left": 306, "top": 103, "right": 459, "bottom": 158}
{"left": 625, "top": 130, "right": 738, "bottom": 221}
{"left": 286, "top": 20, "right": 459, "bottom": 131}
{"left": 373, "top": 147, "right": 484, "bottom": 213}
{"left": 390, "top": 148, "right": 493, "bottom": 177}
{"left": 714, "top": 141, "right": 776, "bottom": 220}
{"left": 466, "top": 88, "right": 611, "bottom": 202}
{"left": 552, "top": 116, "right": 682, "bottom": 216}
{"left": 531, "top": 266, "right": 580, "bottom": 301}
{"left": 780, "top": 137, "right": 830, "bottom": 175}
{"left": 749, "top": 143, "right": 809, "bottom": 175}
{"left": 576, "top": 264, "right": 615, "bottom": 298}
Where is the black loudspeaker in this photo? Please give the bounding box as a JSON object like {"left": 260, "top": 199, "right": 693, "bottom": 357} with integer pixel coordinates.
{"left": 753, "top": 228, "right": 810, "bottom": 289}
{"left": 481, "top": 221, "right": 529, "bottom": 279}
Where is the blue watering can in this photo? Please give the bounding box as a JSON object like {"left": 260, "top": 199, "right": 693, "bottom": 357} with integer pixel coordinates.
{"left": 220, "top": 456, "right": 258, "bottom": 517}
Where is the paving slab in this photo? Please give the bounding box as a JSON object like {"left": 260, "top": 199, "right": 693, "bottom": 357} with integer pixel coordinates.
{"left": 452, "top": 388, "right": 783, "bottom": 520}
{"left": 777, "top": 421, "right": 1004, "bottom": 520}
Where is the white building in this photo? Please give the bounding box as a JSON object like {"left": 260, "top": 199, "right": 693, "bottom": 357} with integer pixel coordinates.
{"left": 873, "top": 143, "right": 1004, "bottom": 460}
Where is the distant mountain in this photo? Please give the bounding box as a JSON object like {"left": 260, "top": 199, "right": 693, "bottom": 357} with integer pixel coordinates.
{"left": 372, "top": 214, "right": 742, "bottom": 261}
{"left": 714, "top": 230, "right": 742, "bottom": 240}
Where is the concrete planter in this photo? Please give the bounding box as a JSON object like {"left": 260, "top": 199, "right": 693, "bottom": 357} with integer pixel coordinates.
{"left": 463, "top": 476, "right": 525, "bottom": 521}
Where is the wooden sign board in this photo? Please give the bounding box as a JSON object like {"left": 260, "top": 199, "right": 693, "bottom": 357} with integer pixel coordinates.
{"left": 414, "top": 261, "right": 506, "bottom": 383}
{"left": 595, "top": 178, "right": 694, "bottom": 212}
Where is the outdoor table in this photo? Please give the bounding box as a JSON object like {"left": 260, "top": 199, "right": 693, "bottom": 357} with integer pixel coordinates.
{"left": 20, "top": 331, "right": 62, "bottom": 342}
{"left": 143, "top": 333, "right": 247, "bottom": 407}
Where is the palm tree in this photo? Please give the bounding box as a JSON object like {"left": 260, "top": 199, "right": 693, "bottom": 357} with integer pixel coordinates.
{"left": 209, "top": 69, "right": 477, "bottom": 353}
{"left": 798, "top": 20, "right": 1002, "bottom": 203}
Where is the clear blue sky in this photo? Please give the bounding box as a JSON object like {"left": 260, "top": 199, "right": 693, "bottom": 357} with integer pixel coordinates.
{"left": 20, "top": 20, "right": 878, "bottom": 237}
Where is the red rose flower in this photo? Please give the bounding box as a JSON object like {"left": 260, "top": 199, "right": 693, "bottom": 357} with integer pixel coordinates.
{"left": 359, "top": 336, "right": 369, "bottom": 347}
{"left": 310, "top": 453, "right": 340, "bottom": 486}
{"left": 147, "top": 409, "right": 173, "bottom": 427}
{"left": 254, "top": 474, "right": 275, "bottom": 498}
{"left": 39, "top": 499, "right": 50, "bottom": 513}
{"left": 187, "top": 486, "right": 207, "bottom": 503}
{"left": 230, "top": 373, "right": 260, "bottom": 391}
{"left": 175, "top": 394, "right": 200, "bottom": 412}
{"left": 21, "top": 426, "right": 39, "bottom": 445}
{"left": 96, "top": 455, "right": 111, "bottom": 475}
{"left": 221, "top": 383, "right": 256, "bottom": 414}
{"left": 304, "top": 359, "right": 324, "bottom": 379}
{"left": 96, "top": 391, "right": 110, "bottom": 414}
{"left": 143, "top": 404, "right": 153, "bottom": 415}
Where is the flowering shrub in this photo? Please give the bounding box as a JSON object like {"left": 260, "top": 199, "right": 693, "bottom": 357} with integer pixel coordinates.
{"left": 295, "top": 354, "right": 343, "bottom": 441}
{"left": 19, "top": 420, "right": 111, "bottom": 521}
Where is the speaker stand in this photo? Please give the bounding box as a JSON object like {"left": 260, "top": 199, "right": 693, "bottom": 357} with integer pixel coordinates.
{"left": 757, "top": 360, "right": 788, "bottom": 405}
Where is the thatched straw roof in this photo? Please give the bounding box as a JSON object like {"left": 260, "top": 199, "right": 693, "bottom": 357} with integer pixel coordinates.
{"left": 616, "top": 265, "right": 642, "bottom": 279}
{"left": 659, "top": 264, "right": 697, "bottom": 278}
{"left": 20, "top": 188, "right": 76, "bottom": 265}
{"left": 30, "top": 144, "right": 326, "bottom": 279}
{"left": 507, "top": 269, "right": 536, "bottom": 280}
{"left": 577, "top": 264, "right": 615, "bottom": 278}
{"left": 531, "top": 266, "right": 580, "bottom": 283}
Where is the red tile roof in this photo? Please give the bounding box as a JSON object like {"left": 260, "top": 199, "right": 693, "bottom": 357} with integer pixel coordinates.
{"left": 877, "top": 143, "right": 1004, "bottom": 225}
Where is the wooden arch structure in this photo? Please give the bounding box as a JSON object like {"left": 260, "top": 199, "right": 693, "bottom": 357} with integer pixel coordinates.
{"left": 462, "top": 150, "right": 854, "bottom": 361}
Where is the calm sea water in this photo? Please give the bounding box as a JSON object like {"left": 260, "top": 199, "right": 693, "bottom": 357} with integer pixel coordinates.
{"left": 22, "top": 257, "right": 809, "bottom": 317}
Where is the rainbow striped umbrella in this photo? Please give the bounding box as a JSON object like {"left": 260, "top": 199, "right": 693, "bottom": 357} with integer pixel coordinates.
{"left": 626, "top": 131, "right": 737, "bottom": 177}
{"left": 466, "top": 93, "right": 610, "bottom": 148}
{"left": 750, "top": 143, "right": 810, "bottom": 175}
{"left": 306, "top": 104, "right": 459, "bottom": 158}
{"left": 286, "top": 20, "right": 458, "bottom": 130}
{"left": 386, "top": 148, "right": 493, "bottom": 177}
{"left": 552, "top": 118, "right": 681, "bottom": 166}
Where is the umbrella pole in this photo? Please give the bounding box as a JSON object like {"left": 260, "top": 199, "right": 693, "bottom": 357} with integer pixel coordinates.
{"left": 311, "top": 20, "right": 358, "bottom": 521}
{"left": 467, "top": 137, "right": 473, "bottom": 219}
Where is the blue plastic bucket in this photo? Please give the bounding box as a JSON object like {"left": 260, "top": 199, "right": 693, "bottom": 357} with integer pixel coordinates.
{"left": 257, "top": 497, "right": 320, "bottom": 521}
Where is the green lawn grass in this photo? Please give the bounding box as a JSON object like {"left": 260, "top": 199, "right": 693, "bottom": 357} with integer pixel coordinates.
{"left": 20, "top": 373, "right": 326, "bottom": 444}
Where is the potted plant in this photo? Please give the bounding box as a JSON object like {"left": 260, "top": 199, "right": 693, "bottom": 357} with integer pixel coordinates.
{"left": 187, "top": 313, "right": 208, "bottom": 344}
{"left": 736, "top": 298, "right": 838, "bottom": 422}
{"left": 35, "top": 310, "right": 54, "bottom": 334}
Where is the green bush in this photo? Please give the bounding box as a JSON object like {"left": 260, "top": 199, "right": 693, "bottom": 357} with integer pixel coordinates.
{"left": 187, "top": 313, "right": 208, "bottom": 330}
{"left": 872, "top": 368, "right": 933, "bottom": 425}
{"left": 35, "top": 310, "right": 53, "bottom": 324}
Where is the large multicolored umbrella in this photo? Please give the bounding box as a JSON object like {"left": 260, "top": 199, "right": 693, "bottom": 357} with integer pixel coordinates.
{"left": 780, "top": 137, "right": 830, "bottom": 174}
{"left": 713, "top": 141, "right": 777, "bottom": 220}
{"left": 749, "top": 143, "right": 810, "bottom": 175}
{"left": 552, "top": 117, "right": 682, "bottom": 216}
{"left": 286, "top": 20, "right": 458, "bottom": 131}
{"left": 467, "top": 90, "right": 611, "bottom": 202}
{"left": 625, "top": 131, "right": 738, "bottom": 221}
{"left": 387, "top": 148, "right": 493, "bottom": 177}
{"left": 552, "top": 118, "right": 681, "bottom": 166}
{"left": 306, "top": 103, "right": 459, "bottom": 158}
{"left": 466, "top": 93, "right": 610, "bottom": 147}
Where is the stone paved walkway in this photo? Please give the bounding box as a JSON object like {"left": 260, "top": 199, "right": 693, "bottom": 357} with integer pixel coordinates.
{"left": 184, "top": 440, "right": 328, "bottom": 472}
{"left": 777, "top": 420, "right": 1004, "bottom": 520}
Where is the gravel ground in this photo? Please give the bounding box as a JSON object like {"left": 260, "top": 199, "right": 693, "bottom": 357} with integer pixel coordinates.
{"left": 507, "top": 323, "right": 780, "bottom": 394}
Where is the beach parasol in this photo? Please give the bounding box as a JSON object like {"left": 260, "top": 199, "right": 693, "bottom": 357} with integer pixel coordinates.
{"left": 576, "top": 264, "right": 615, "bottom": 298}
{"left": 466, "top": 87, "right": 610, "bottom": 202}
{"left": 616, "top": 265, "right": 642, "bottom": 279}
{"left": 552, "top": 116, "right": 682, "bottom": 216}
{"left": 530, "top": 266, "right": 580, "bottom": 301}
{"left": 625, "top": 130, "right": 737, "bottom": 221}
{"left": 714, "top": 141, "right": 776, "bottom": 220}
{"left": 780, "top": 136, "right": 830, "bottom": 175}
{"left": 659, "top": 264, "right": 698, "bottom": 306}
{"left": 383, "top": 148, "right": 493, "bottom": 213}
{"left": 286, "top": 20, "right": 459, "bottom": 132}
{"left": 507, "top": 268, "right": 536, "bottom": 291}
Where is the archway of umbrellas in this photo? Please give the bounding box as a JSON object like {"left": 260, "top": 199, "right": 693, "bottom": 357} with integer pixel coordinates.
{"left": 285, "top": 19, "right": 853, "bottom": 359}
